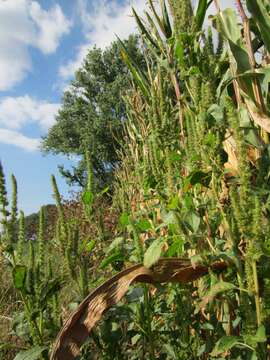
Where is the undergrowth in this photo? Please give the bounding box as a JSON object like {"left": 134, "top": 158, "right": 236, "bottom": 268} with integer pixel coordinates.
{"left": 1, "top": 0, "right": 270, "bottom": 359}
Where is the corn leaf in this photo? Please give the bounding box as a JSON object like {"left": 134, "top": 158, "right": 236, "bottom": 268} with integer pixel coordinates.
{"left": 118, "top": 38, "right": 150, "bottom": 99}
{"left": 51, "top": 258, "right": 227, "bottom": 360}
{"left": 160, "top": 0, "right": 172, "bottom": 38}
{"left": 132, "top": 8, "right": 158, "bottom": 48}
{"left": 149, "top": 0, "right": 166, "bottom": 37}
{"left": 214, "top": 9, "right": 254, "bottom": 100}
{"left": 195, "top": 0, "right": 213, "bottom": 31}
{"left": 246, "top": 0, "right": 270, "bottom": 53}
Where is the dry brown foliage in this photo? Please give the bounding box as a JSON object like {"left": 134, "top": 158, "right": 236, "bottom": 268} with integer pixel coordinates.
{"left": 50, "top": 258, "right": 227, "bottom": 360}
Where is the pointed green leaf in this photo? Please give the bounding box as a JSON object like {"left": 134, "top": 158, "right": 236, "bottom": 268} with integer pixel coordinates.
{"left": 144, "top": 237, "right": 166, "bottom": 268}
{"left": 161, "top": 0, "right": 172, "bottom": 38}
{"left": 148, "top": 0, "right": 166, "bottom": 37}
{"left": 195, "top": 0, "right": 213, "bottom": 31}
{"left": 132, "top": 8, "right": 158, "bottom": 48}
{"left": 120, "top": 48, "right": 150, "bottom": 99}
{"left": 246, "top": 0, "right": 270, "bottom": 53}
{"left": 244, "top": 325, "right": 267, "bottom": 347}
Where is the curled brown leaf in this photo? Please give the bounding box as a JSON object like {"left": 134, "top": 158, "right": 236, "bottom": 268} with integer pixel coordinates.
{"left": 50, "top": 258, "right": 227, "bottom": 360}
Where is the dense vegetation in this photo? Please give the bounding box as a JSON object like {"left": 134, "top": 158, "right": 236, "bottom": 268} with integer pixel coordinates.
{"left": 42, "top": 35, "right": 144, "bottom": 188}
{"left": 1, "top": 0, "right": 270, "bottom": 359}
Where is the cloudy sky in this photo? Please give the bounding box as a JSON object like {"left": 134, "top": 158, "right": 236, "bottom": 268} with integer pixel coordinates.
{"left": 0, "top": 0, "right": 147, "bottom": 214}
{"left": 0, "top": 0, "right": 235, "bottom": 215}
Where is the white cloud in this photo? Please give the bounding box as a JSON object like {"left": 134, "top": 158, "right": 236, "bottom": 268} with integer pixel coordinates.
{"left": 0, "top": 128, "right": 40, "bottom": 151}
{"left": 0, "top": 0, "right": 71, "bottom": 91}
{"left": 59, "top": 0, "right": 146, "bottom": 79}
{"left": 0, "top": 95, "right": 60, "bottom": 131}
{"left": 0, "top": 95, "right": 60, "bottom": 151}
{"left": 29, "top": 2, "right": 71, "bottom": 54}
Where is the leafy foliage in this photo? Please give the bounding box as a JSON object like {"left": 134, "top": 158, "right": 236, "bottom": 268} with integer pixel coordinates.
{"left": 1, "top": 0, "right": 270, "bottom": 359}
{"left": 42, "top": 35, "right": 145, "bottom": 188}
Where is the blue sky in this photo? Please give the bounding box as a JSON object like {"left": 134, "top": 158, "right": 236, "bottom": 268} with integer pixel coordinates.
{"left": 0, "top": 0, "right": 146, "bottom": 215}
{"left": 0, "top": 0, "right": 235, "bottom": 215}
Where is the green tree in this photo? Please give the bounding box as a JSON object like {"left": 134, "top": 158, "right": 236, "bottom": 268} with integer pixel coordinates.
{"left": 42, "top": 35, "right": 145, "bottom": 187}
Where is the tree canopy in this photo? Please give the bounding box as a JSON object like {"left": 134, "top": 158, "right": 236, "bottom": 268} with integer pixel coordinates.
{"left": 42, "top": 35, "right": 144, "bottom": 187}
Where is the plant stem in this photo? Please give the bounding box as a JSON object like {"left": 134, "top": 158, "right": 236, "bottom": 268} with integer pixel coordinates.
{"left": 252, "top": 261, "right": 261, "bottom": 326}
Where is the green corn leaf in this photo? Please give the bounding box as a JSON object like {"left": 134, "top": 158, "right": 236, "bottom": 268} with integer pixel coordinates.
{"left": 144, "top": 237, "right": 166, "bottom": 268}
{"left": 160, "top": 0, "right": 172, "bottom": 38}
{"left": 148, "top": 0, "right": 166, "bottom": 37}
{"left": 246, "top": 0, "right": 270, "bottom": 53}
{"left": 195, "top": 0, "right": 213, "bottom": 31}
{"left": 144, "top": 11, "right": 165, "bottom": 50}
{"left": 212, "top": 9, "right": 254, "bottom": 100}
{"left": 132, "top": 8, "right": 158, "bottom": 48}
{"left": 14, "top": 346, "right": 47, "bottom": 360}
{"left": 120, "top": 47, "right": 150, "bottom": 99}
{"left": 216, "top": 8, "right": 250, "bottom": 71}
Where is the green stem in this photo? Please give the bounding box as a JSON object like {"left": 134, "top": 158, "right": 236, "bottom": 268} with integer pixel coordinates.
{"left": 143, "top": 287, "right": 155, "bottom": 359}
{"left": 252, "top": 261, "right": 261, "bottom": 326}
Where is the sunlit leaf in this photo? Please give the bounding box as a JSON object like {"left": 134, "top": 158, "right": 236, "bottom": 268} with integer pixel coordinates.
{"left": 12, "top": 265, "right": 27, "bottom": 292}
{"left": 82, "top": 191, "right": 94, "bottom": 206}
{"left": 144, "top": 238, "right": 166, "bottom": 268}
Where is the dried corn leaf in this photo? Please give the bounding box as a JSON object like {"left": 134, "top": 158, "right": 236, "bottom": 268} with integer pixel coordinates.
{"left": 246, "top": 100, "right": 270, "bottom": 133}
{"left": 50, "top": 258, "right": 226, "bottom": 360}
{"left": 223, "top": 133, "right": 238, "bottom": 176}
